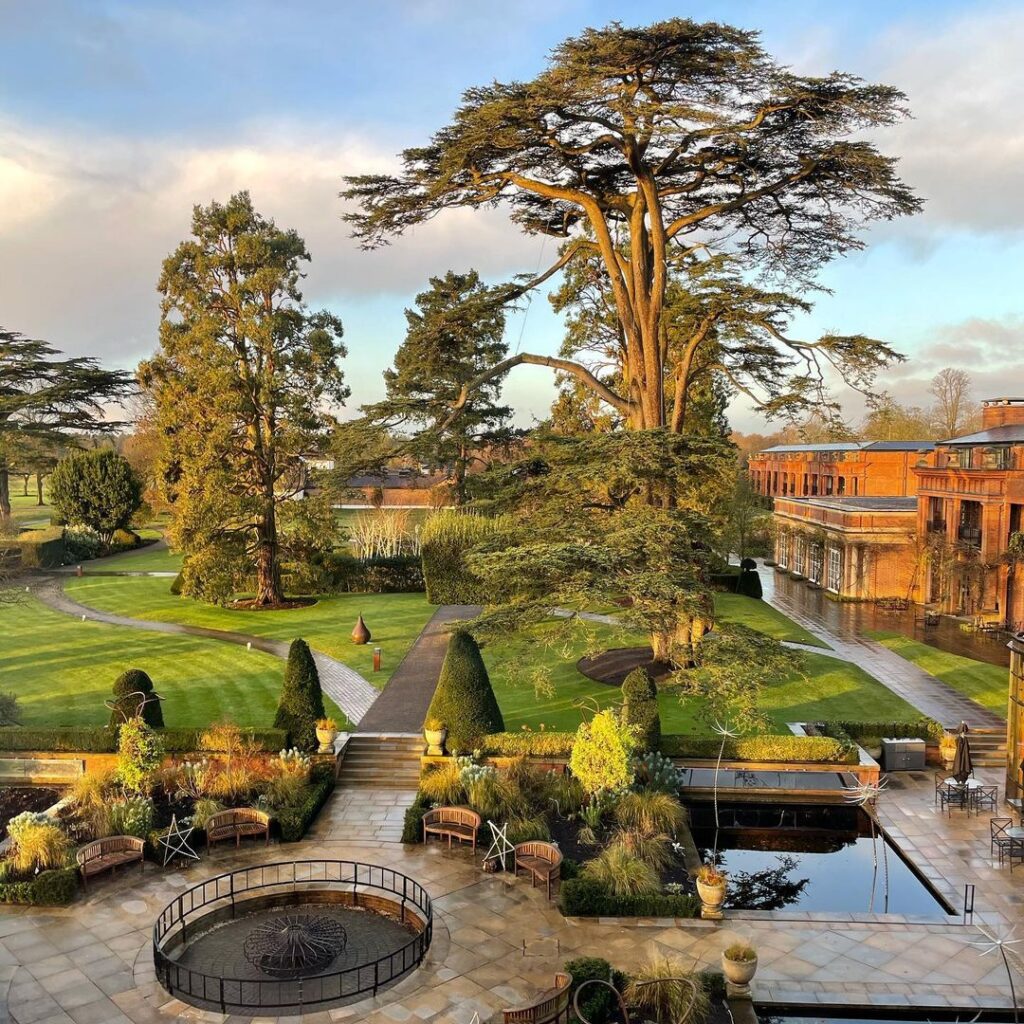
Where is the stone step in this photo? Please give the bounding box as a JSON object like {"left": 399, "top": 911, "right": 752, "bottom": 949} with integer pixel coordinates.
{"left": 337, "top": 733, "right": 423, "bottom": 789}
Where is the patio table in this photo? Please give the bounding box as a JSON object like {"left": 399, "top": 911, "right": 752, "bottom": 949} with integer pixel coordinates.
{"left": 1005, "top": 827, "right": 1024, "bottom": 871}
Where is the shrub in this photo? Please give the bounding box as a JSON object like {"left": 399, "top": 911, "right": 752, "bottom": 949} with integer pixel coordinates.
{"left": 626, "top": 955, "right": 710, "bottom": 1024}
{"left": 17, "top": 527, "right": 66, "bottom": 568}
{"left": 818, "top": 719, "right": 943, "bottom": 746}
{"left": 614, "top": 791, "right": 686, "bottom": 837}
{"left": 563, "top": 957, "right": 628, "bottom": 1024}
{"left": 608, "top": 830, "right": 672, "bottom": 873}
{"left": 109, "top": 668, "right": 164, "bottom": 729}
{"left": 327, "top": 553, "right": 425, "bottom": 593}
{"left": 633, "top": 750, "right": 682, "bottom": 793}
{"left": 505, "top": 813, "right": 551, "bottom": 845}
{"left": 107, "top": 797, "right": 154, "bottom": 838}
{"left": 191, "top": 798, "right": 224, "bottom": 830}
{"left": 7, "top": 813, "right": 70, "bottom": 873}
{"left": 570, "top": 709, "right": 636, "bottom": 795}
{"left": 115, "top": 718, "right": 164, "bottom": 795}
{"left": 622, "top": 669, "right": 660, "bottom": 752}
{"left": 420, "top": 510, "right": 513, "bottom": 604}
{"left": 62, "top": 527, "right": 102, "bottom": 561}
{"left": 658, "top": 734, "right": 856, "bottom": 764}
{"left": 71, "top": 767, "right": 116, "bottom": 836}
{"left": 559, "top": 877, "right": 701, "bottom": 919}
{"left": 424, "top": 631, "right": 504, "bottom": 751}
{"left": 274, "top": 639, "right": 326, "bottom": 752}
{"left": 402, "top": 793, "right": 432, "bottom": 844}
{"left": 50, "top": 448, "right": 143, "bottom": 548}
{"left": 479, "top": 731, "right": 574, "bottom": 757}
{"left": 0, "top": 691, "right": 20, "bottom": 726}
{"left": 581, "top": 844, "right": 660, "bottom": 897}
{"left": 0, "top": 866, "right": 78, "bottom": 906}
{"left": 276, "top": 767, "right": 335, "bottom": 842}
{"left": 0, "top": 726, "right": 286, "bottom": 754}
{"left": 736, "top": 563, "right": 763, "bottom": 600}
{"left": 419, "top": 760, "right": 467, "bottom": 805}
{"left": 170, "top": 571, "right": 183, "bottom": 595}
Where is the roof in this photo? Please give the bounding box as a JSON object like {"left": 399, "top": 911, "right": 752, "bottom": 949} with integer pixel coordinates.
{"left": 346, "top": 470, "right": 446, "bottom": 489}
{"left": 756, "top": 440, "right": 935, "bottom": 455}
{"left": 778, "top": 496, "right": 919, "bottom": 513}
{"left": 940, "top": 424, "right": 1024, "bottom": 446}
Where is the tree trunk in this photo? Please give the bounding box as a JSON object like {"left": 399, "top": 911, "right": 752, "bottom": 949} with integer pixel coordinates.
{"left": 650, "top": 603, "right": 714, "bottom": 669}
{"left": 254, "top": 500, "right": 284, "bottom": 606}
{"left": 0, "top": 467, "right": 10, "bottom": 522}
{"left": 36, "top": 473, "right": 44, "bottom": 506}
{"left": 21, "top": 475, "right": 29, "bottom": 497}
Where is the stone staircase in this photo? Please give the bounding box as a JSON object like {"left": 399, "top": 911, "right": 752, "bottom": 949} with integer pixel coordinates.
{"left": 967, "top": 727, "right": 1006, "bottom": 768}
{"left": 336, "top": 733, "right": 424, "bottom": 789}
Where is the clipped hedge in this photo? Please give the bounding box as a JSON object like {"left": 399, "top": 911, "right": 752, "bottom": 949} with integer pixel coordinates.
{"left": 0, "top": 726, "right": 288, "bottom": 754}
{"left": 480, "top": 732, "right": 575, "bottom": 757}
{"left": 327, "top": 553, "right": 424, "bottom": 593}
{"left": 420, "top": 510, "right": 512, "bottom": 605}
{"left": 17, "top": 527, "right": 66, "bottom": 568}
{"left": 819, "top": 719, "right": 943, "bottom": 746}
{"left": 277, "top": 767, "right": 335, "bottom": 842}
{"left": 0, "top": 867, "right": 78, "bottom": 906}
{"left": 402, "top": 792, "right": 432, "bottom": 844}
{"left": 659, "top": 733, "right": 856, "bottom": 764}
{"left": 559, "top": 876, "right": 700, "bottom": 918}
{"left": 425, "top": 631, "right": 504, "bottom": 750}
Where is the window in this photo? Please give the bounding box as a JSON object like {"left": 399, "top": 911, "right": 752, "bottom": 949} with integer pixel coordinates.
{"left": 993, "top": 447, "right": 1014, "bottom": 470}
{"left": 958, "top": 500, "right": 983, "bottom": 549}
{"left": 824, "top": 476, "right": 834, "bottom": 496}
{"left": 960, "top": 447, "right": 974, "bottom": 469}
{"left": 777, "top": 532, "right": 789, "bottom": 568}
{"left": 827, "top": 546, "right": 843, "bottom": 592}
{"left": 927, "top": 496, "right": 945, "bottom": 534}
{"left": 852, "top": 478, "right": 859, "bottom": 496}
{"left": 808, "top": 544, "right": 823, "bottom": 584}
{"left": 837, "top": 476, "right": 846, "bottom": 495}
{"left": 793, "top": 537, "right": 806, "bottom": 575}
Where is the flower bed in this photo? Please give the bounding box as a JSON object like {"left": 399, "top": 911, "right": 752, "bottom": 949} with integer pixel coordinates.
{"left": 0, "top": 787, "right": 59, "bottom": 839}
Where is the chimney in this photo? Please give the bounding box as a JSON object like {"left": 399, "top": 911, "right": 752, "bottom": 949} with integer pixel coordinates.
{"left": 981, "top": 398, "right": 1024, "bottom": 430}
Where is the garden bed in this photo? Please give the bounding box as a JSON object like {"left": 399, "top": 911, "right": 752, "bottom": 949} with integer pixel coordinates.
{"left": 0, "top": 787, "right": 59, "bottom": 839}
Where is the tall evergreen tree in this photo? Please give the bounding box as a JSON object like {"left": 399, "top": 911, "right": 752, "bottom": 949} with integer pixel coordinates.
{"left": 274, "top": 638, "right": 326, "bottom": 751}
{"left": 144, "top": 193, "right": 348, "bottom": 605}
{"left": 362, "top": 270, "right": 512, "bottom": 502}
{"left": 0, "top": 329, "right": 131, "bottom": 521}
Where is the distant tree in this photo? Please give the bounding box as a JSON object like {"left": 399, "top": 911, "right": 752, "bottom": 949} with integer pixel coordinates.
{"left": 0, "top": 329, "right": 132, "bottom": 522}
{"left": 144, "top": 193, "right": 348, "bottom": 605}
{"left": 721, "top": 472, "right": 768, "bottom": 563}
{"left": 50, "top": 448, "right": 143, "bottom": 548}
{"left": 362, "top": 270, "right": 513, "bottom": 503}
{"left": 860, "top": 394, "right": 936, "bottom": 440}
{"left": 344, "top": 18, "right": 919, "bottom": 432}
{"left": 274, "top": 639, "right": 326, "bottom": 751}
{"left": 929, "top": 368, "right": 979, "bottom": 438}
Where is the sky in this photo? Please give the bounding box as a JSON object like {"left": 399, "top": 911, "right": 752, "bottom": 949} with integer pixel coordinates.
{"left": 1, "top": 0, "right": 1023, "bottom": 433}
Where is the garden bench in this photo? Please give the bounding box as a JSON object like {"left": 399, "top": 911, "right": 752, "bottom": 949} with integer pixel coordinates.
{"left": 513, "top": 840, "right": 562, "bottom": 899}
{"left": 76, "top": 835, "right": 145, "bottom": 888}
{"left": 503, "top": 972, "right": 571, "bottom": 1024}
{"left": 205, "top": 808, "right": 271, "bottom": 850}
{"left": 422, "top": 806, "right": 481, "bottom": 851}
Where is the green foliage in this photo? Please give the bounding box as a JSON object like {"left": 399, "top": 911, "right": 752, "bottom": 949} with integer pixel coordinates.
{"left": 402, "top": 793, "right": 433, "bottom": 844}
{"left": 570, "top": 709, "right": 635, "bottom": 795}
{"left": 614, "top": 791, "right": 686, "bottom": 837}
{"left": 191, "top": 798, "right": 224, "bottom": 830}
{"left": 424, "top": 630, "right": 504, "bottom": 751}
{"left": 622, "top": 669, "right": 660, "bottom": 752}
{"left": 17, "top": 526, "right": 66, "bottom": 567}
{"left": 818, "top": 719, "right": 943, "bottom": 746}
{"left": 582, "top": 843, "right": 661, "bottom": 896}
{"left": 115, "top": 718, "right": 164, "bottom": 796}
{"left": 50, "top": 449, "right": 143, "bottom": 548}
{"left": 626, "top": 955, "right": 710, "bottom": 1024}
{"left": 0, "top": 725, "right": 287, "bottom": 753}
{"left": 0, "top": 691, "right": 20, "bottom": 726}
{"left": 504, "top": 812, "right": 551, "bottom": 845}
{"left": 109, "top": 668, "right": 164, "bottom": 729}
{"left": 479, "top": 731, "right": 574, "bottom": 756}
{"left": 419, "top": 760, "right": 467, "bottom": 804}
{"left": 658, "top": 733, "right": 856, "bottom": 763}
{"left": 170, "top": 571, "right": 183, "bottom": 595}
{"left": 563, "top": 957, "right": 629, "bottom": 1024}
{"left": 107, "top": 797, "right": 155, "bottom": 838}
{"left": 632, "top": 751, "right": 682, "bottom": 793}
{"left": 736, "top": 564, "right": 763, "bottom": 600}
{"left": 274, "top": 638, "right": 326, "bottom": 752}
{"left": 275, "top": 767, "right": 335, "bottom": 842}
{"left": 326, "top": 553, "right": 424, "bottom": 593}
{"left": 7, "top": 813, "right": 70, "bottom": 872}
{"left": 420, "top": 510, "right": 513, "bottom": 604}
{"left": 0, "top": 866, "right": 78, "bottom": 906}
{"left": 559, "top": 876, "right": 701, "bottom": 919}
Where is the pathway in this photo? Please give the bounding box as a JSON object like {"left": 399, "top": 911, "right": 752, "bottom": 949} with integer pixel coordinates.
{"left": 29, "top": 577, "right": 380, "bottom": 725}
{"left": 358, "top": 604, "right": 482, "bottom": 732}
{"left": 759, "top": 562, "right": 1005, "bottom": 731}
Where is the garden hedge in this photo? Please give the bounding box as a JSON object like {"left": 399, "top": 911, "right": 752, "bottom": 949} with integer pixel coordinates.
{"left": 818, "top": 719, "right": 943, "bottom": 746}
{"left": 559, "top": 876, "right": 700, "bottom": 918}
{"left": 277, "top": 766, "right": 335, "bottom": 841}
{"left": 425, "top": 630, "right": 504, "bottom": 750}
{"left": 420, "top": 510, "right": 511, "bottom": 604}
{"left": 0, "top": 867, "right": 78, "bottom": 906}
{"left": 17, "top": 527, "right": 66, "bottom": 568}
{"left": 480, "top": 731, "right": 575, "bottom": 756}
{"left": 659, "top": 734, "right": 856, "bottom": 764}
{"left": 401, "top": 792, "right": 432, "bottom": 844}
{"left": 0, "top": 726, "right": 288, "bottom": 753}
{"left": 327, "top": 553, "right": 424, "bottom": 593}
{"left": 564, "top": 957, "right": 628, "bottom": 1024}
{"left": 622, "top": 669, "right": 660, "bottom": 752}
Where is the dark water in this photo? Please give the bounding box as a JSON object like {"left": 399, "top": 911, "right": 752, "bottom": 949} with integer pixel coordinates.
{"left": 688, "top": 803, "right": 950, "bottom": 916}
{"left": 760, "top": 1014, "right": 1015, "bottom": 1024}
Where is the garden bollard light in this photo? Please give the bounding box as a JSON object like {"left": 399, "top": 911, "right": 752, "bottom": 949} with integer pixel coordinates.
{"left": 373, "top": 646, "right": 382, "bottom": 672}
{"left": 246, "top": 641, "right": 252, "bottom": 650}
{"left": 76, "top": 564, "right": 82, "bottom": 576}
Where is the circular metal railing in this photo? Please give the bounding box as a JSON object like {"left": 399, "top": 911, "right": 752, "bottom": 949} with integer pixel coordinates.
{"left": 152, "top": 860, "right": 432, "bottom": 1013}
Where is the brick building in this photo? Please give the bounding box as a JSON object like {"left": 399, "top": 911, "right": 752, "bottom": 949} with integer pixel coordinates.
{"left": 913, "top": 398, "right": 1024, "bottom": 626}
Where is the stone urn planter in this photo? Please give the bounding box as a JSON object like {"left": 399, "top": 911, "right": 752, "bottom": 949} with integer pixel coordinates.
{"left": 316, "top": 718, "right": 338, "bottom": 753}
{"left": 721, "top": 944, "right": 757, "bottom": 998}
{"left": 695, "top": 864, "right": 727, "bottom": 920}
{"left": 423, "top": 719, "right": 447, "bottom": 756}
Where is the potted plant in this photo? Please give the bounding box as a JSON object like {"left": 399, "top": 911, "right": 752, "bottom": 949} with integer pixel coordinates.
{"left": 695, "top": 863, "right": 727, "bottom": 920}
{"left": 315, "top": 717, "right": 338, "bottom": 753}
{"left": 721, "top": 942, "right": 758, "bottom": 995}
{"left": 423, "top": 717, "right": 447, "bottom": 756}
{"left": 939, "top": 732, "right": 957, "bottom": 771}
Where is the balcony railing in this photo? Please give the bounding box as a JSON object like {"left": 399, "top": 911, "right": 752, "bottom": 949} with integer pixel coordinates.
{"left": 957, "top": 525, "right": 983, "bottom": 549}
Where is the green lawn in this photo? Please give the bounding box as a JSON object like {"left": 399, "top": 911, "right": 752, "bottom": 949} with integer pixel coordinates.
{"left": 713, "top": 592, "right": 827, "bottom": 648}
{"left": 89, "top": 533, "right": 184, "bottom": 572}
{"left": 0, "top": 595, "right": 354, "bottom": 728}
{"left": 7, "top": 491, "right": 51, "bottom": 530}
{"left": 63, "top": 576, "right": 435, "bottom": 687}
{"left": 868, "top": 630, "right": 1008, "bottom": 719}
{"left": 483, "top": 618, "right": 915, "bottom": 736}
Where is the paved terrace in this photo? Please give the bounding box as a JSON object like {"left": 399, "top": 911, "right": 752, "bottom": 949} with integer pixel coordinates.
{"left": 2, "top": 766, "right": 1021, "bottom": 1024}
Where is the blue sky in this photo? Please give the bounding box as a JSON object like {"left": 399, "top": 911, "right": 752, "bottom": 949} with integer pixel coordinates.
{"left": 1, "top": 0, "right": 1022, "bottom": 431}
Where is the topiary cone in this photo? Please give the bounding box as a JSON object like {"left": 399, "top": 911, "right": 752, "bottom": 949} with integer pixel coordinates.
{"left": 351, "top": 614, "right": 371, "bottom": 645}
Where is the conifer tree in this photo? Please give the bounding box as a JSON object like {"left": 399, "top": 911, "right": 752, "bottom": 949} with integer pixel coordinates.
{"left": 274, "top": 638, "right": 326, "bottom": 751}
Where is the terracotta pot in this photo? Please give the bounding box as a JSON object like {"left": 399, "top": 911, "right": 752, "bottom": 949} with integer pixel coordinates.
{"left": 424, "top": 727, "right": 447, "bottom": 756}
{"left": 316, "top": 727, "right": 338, "bottom": 753}
{"left": 721, "top": 953, "right": 757, "bottom": 987}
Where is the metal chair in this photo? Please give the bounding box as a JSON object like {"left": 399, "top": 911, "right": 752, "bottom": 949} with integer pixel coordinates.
{"left": 973, "top": 785, "right": 998, "bottom": 815}
{"left": 991, "top": 817, "right": 1013, "bottom": 861}
{"left": 939, "top": 779, "right": 967, "bottom": 816}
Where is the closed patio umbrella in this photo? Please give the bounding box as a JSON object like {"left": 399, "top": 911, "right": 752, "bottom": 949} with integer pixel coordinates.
{"left": 952, "top": 722, "right": 974, "bottom": 785}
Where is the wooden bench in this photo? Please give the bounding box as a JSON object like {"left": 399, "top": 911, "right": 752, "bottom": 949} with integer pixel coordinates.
{"left": 514, "top": 840, "right": 562, "bottom": 899}
{"left": 76, "top": 836, "right": 145, "bottom": 888}
{"left": 422, "top": 806, "right": 481, "bottom": 851}
{"left": 205, "top": 808, "right": 271, "bottom": 850}
{"left": 503, "top": 972, "right": 571, "bottom": 1024}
